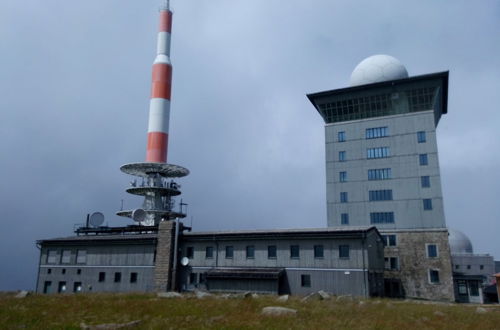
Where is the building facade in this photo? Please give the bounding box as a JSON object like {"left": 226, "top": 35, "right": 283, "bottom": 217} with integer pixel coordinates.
{"left": 307, "top": 60, "right": 454, "bottom": 301}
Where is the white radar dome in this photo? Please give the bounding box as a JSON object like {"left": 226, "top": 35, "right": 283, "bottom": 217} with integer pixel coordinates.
{"left": 448, "top": 228, "right": 473, "bottom": 254}
{"left": 350, "top": 54, "right": 408, "bottom": 86}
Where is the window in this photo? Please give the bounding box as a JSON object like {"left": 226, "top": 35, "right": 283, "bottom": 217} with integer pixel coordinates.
{"left": 199, "top": 273, "right": 206, "bottom": 283}
{"left": 205, "top": 246, "right": 214, "bottom": 259}
{"left": 58, "top": 281, "right": 67, "bottom": 293}
{"left": 366, "top": 127, "right": 388, "bottom": 139}
{"left": 458, "top": 280, "right": 467, "bottom": 295}
{"left": 467, "top": 265, "right": 471, "bottom": 270}
{"left": 130, "top": 272, "right": 138, "bottom": 283}
{"left": 421, "top": 176, "right": 430, "bottom": 188}
{"left": 367, "top": 147, "right": 390, "bottom": 159}
{"left": 189, "top": 273, "right": 197, "bottom": 284}
{"left": 370, "top": 212, "right": 395, "bottom": 224}
{"left": 314, "top": 245, "right": 324, "bottom": 258}
{"left": 339, "top": 171, "right": 347, "bottom": 182}
{"left": 62, "top": 268, "right": 66, "bottom": 274}
{"left": 339, "top": 245, "right": 350, "bottom": 258}
{"left": 114, "top": 272, "right": 121, "bottom": 283}
{"left": 341, "top": 213, "right": 349, "bottom": 225}
{"left": 340, "top": 192, "right": 348, "bottom": 203}
{"left": 419, "top": 154, "right": 428, "bottom": 165}
{"left": 417, "top": 131, "right": 426, "bottom": 143}
{"left": 76, "top": 250, "right": 87, "bottom": 264}
{"left": 369, "top": 190, "right": 393, "bottom": 201}
{"left": 77, "top": 269, "right": 81, "bottom": 275}
{"left": 246, "top": 245, "right": 255, "bottom": 259}
{"left": 381, "top": 235, "right": 397, "bottom": 247}
{"left": 43, "top": 281, "right": 52, "bottom": 294}
{"left": 429, "top": 269, "right": 440, "bottom": 284}
{"left": 186, "top": 247, "right": 194, "bottom": 259}
{"left": 368, "top": 168, "right": 392, "bottom": 180}
{"left": 480, "top": 265, "right": 484, "bottom": 270}
{"left": 384, "top": 257, "right": 399, "bottom": 270}
{"left": 225, "top": 246, "right": 234, "bottom": 259}
{"left": 60, "top": 250, "right": 71, "bottom": 264}
{"left": 455, "top": 265, "right": 460, "bottom": 270}
{"left": 47, "top": 250, "right": 57, "bottom": 264}
{"left": 47, "top": 268, "right": 52, "bottom": 274}
{"left": 301, "top": 274, "right": 311, "bottom": 287}
{"left": 470, "top": 281, "right": 479, "bottom": 296}
{"left": 73, "top": 282, "right": 82, "bottom": 293}
{"left": 98, "top": 272, "right": 106, "bottom": 282}
{"left": 268, "top": 245, "right": 277, "bottom": 259}
{"left": 427, "top": 244, "right": 438, "bottom": 258}
{"left": 338, "top": 151, "right": 346, "bottom": 162}
{"left": 338, "top": 131, "right": 345, "bottom": 142}
{"left": 290, "top": 245, "right": 300, "bottom": 259}
{"left": 423, "top": 199, "right": 433, "bottom": 210}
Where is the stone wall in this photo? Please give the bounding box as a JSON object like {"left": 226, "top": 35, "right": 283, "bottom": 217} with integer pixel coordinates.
{"left": 154, "top": 221, "right": 176, "bottom": 292}
{"left": 382, "top": 229, "right": 454, "bottom": 301}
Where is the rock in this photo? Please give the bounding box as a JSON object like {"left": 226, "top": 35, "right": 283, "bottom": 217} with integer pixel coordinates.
{"left": 261, "top": 306, "right": 297, "bottom": 316}
{"left": 217, "top": 294, "right": 232, "bottom": 299}
{"left": 317, "top": 290, "right": 330, "bottom": 300}
{"left": 277, "top": 295, "right": 289, "bottom": 302}
{"left": 243, "top": 291, "right": 252, "bottom": 298}
{"left": 476, "top": 307, "right": 488, "bottom": 314}
{"left": 251, "top": 293, "right": 259, "bottom": 299}
{"left": 195, "top": 290, "right": 212, "bottom": 299}
{"left": 434, "top": 311, "right": 445, "bottom": 317}
{"left": 157, "top": 292, "right": 182, "bottom": 298}
{"left": 80, "top": 320, "right": 141, "bottom": 329}
{"left": 358, "top": 301, "right": 366, "bottom": 306}
{"left": 14, "top": 291, "right": 29, "bottom": 299}
{"left": 336, "top": 295, "right": 353, "bottom": 302}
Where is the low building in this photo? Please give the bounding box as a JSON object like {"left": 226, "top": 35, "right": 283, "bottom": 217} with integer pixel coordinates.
{"left": 36, "top": 223, "right": 385, "bottom": 297}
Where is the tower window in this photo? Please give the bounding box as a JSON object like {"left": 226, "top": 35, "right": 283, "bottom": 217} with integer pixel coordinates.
{"left": 368, "top": 168, "right": 392, "bottom": 180}
{"left": 47, "top": 250, "right": 57, "bottom": 264}
{"left": 341, "top": 213, "right": 349, "bottom": 225}
{"left": 290, "top": 245, "right": 300, "bottom": 259}
{"left": 421, "top": 176, "right": 430, "bottom": 188}
{"left": 370, "top": 212, "right": 395, "bottom": 224}
{"left": 339, "top": 171, "right": 347, "bottom": 182}
{"left": 246, "top": 245, "right": 255, "bottom": 259}
{"left": 338, "top": 131, "right": 346, "bottom": 142}
{"left": 267, "top": 245, "right": 277, "bottom": 259}
{"left": 61, "top": 250, "right": 71, "bottom": 264}
{"left": 423, "top": 199, "right": 433, "bottom": 210}
{"left": 339, "top": 245, "right": 350, "bottom": 259}
{"left": 419, "top": 154, "right": 428, "bottom": 166}
{"left": 225, "top": 246, "right": 234, "bottom": 259}
{"left": 314, "top": 245, "right": 324, "bottom": 258}
{"left": 367, "top": 147, "right": 390, "bottom": 159}
{"left": 339, "top": 151, "right": 346, "bottom": 162}
{"left": 205, "top": 246, "right": 214, "bottom": 259}
{"left": 427, "top": 244, "right": 438, "bottom": 258}
{"left": 76, "top": 250, "right": 87, "bottom": 264}
{"left": 417, "top": 131, "right": 426, "bottom": 143}
{"left": 366, "top": 127, "right": 389, "bottom": 139}
{"left": 381, "top": 234, "right": 397, "bottom": 247}
{"left": 340, "top": 192, "right": 348, "bottom": 203}
{"left": 429, "top": 269, "right": 440, "bottom": 284}
{"left": 369, "top": 189, "right": 393, "bottom": 201}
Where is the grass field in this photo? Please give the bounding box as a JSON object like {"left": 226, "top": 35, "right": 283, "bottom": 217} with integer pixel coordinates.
{"left": 1, "top": 292, "right": 499, "bottom": 329}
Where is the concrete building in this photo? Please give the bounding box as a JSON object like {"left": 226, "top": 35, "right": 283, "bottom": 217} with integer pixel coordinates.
{"left": 307, "top": 55, "right": 454, "bottom": 301}
{"left": 36, "top": 224, "right": 385, "bottom": 297}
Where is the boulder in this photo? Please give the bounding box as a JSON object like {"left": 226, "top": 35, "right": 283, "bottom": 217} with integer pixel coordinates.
{"left": 157, "top": 292, "right": 182, "bottom": 298}
{"left": 277, "top": 295, "right": 289, "bottom": 302}
{"left": 476, "top": 307, "right": 488, "bottom": 314}
{"left": 14, "top": 291, "right": 29, "bottom": 299}
{"left": 261, "top": 306, "right": 297, "bottom": 316}
{"left": 195, "top": 290, "right": 212, "bottom": 299}
{"left": 317, "top": 290, "right": 331, "bottom": 300}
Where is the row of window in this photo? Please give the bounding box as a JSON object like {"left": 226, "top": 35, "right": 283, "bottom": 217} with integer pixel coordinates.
{"left": 46, "top": 249, "right": 87, "bottom": 264}
{"left": 340, "top": 192, "right": 433, "bottom": 209}
{"left": 454, "top": 264, "right": 486, "bottom": 271}
{"left": 338, "top": 169, "right": 432, "bottom": 189}
{"left": 186, "top": 244, "right": 351, "bottom": 260}
{"left": 340, "top": 212, "right": 395, "bottom": 225}
{"left": 98, "top": 272, "right": 138, "bottom": 283}
{"left": 338, "top": 128, "right": 427, "bottom": 143}
{"left": 338, "top": 151, "right": 430, "bottom": 166}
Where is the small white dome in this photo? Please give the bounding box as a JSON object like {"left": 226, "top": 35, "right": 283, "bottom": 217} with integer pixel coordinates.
{"left": 448, "top": 228, "right": 473, "bottom": 254}
{"left": 350, "top": 54, "right": 408, "bottom": 86}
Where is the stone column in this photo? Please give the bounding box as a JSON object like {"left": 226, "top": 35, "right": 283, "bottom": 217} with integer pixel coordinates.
{"left": 154, "top": 220, "right": 176, "bottom": 292}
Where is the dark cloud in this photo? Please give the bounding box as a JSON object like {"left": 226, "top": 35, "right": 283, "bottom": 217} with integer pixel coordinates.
{"left": 0, "top": 0, "right": 498, "bottom": 290}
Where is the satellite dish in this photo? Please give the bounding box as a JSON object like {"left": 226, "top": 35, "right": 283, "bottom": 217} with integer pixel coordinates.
{"left": 132, "top": 208, "right": 147, "bottom": 222}
{"left": 89, "top": 212, "right": 105, "bottom": 227}
{"left": 180, "top": 257, "right": 189, "bottom": 266}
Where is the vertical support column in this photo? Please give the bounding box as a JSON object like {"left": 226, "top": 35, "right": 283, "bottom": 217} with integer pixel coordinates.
{"left": 154, "top": 221, "right": 176, "bottom": 291}
{"left": 496, "top": 273, "right": 500, "bottom": 304}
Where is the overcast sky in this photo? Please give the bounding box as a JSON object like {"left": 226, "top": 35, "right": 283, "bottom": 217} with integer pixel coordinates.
{"left": 1, "top": 0, "right": 499, "bottom": 291}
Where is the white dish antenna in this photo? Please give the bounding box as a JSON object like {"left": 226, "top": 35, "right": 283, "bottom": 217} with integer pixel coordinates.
{"left": 132, "top": 208, "right": 147, "bottom": 222}
{"left": 89, "top": 212, "right": 105, "bottom": 227}
{"left": 180, "top": 257, "right": 189, "bottom": 266}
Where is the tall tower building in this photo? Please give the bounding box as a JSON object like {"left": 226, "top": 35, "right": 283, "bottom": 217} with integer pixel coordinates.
{"left": 307, "top": 55, "right": 454, "bottom": 300}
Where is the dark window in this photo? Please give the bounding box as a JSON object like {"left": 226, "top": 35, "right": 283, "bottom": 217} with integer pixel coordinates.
{"left": 77, "top": 269, "right": 81, "bottom": 275}
{"left": 130, "top": 272, "right": 138, "bottom": 283}
{"left": 268, "top": 245, "right": 277, "bottom": 259}
{"left": 339, "top": 171, "right": 347, "bottom": 182}
{"left": 369, "top": 189, "right": 393, "bottom": 201}
{"left": 199, "top": 273, "right": 206, "bottom": 283}
{"left": 417, "top": 131, "right": 426, "bottom": 143}
{"left": 368, "top": 168, "right": 392, "bottom": 180}
{"left": 301, "top": 274, "right": 311, "bottom": 287}
{"left": 47, "top": 250, "right": 57, "bottom": 264}
{"left": 58, "top": 281, "right": 67, "bottom": 293}
{"left": 458, "top": 280, "right": 467, "bottom": 295}
{"left": 76, "top": 250, "right": 87, "bottom": 264}
{"left": 423, "top": 199, "right": 433, "bottom": 210}
{"left": 62, "top": 268, "right": 66, "bottom": 274}
{"left": 367, "top": 147, "right": 390, "bottom": 159}
{"left": 43, "top": 281, "right": 52, "bottom": 294}
{"left": 61, "top": 250, "right": 71, "bottom": 264}
{"left": 370, "top": 212, "right": 395, "bottom": 224}
{"left": 114, "top": 272, "right": 121, "bottom": 283}
{"left": 338, "top": 131, "right": 345, "bottom": 142}
{"left": 385, "top": 257, "right": 399, "bottom": 270}
{"left": 205, "top": 246, "right": 214, "bottom": 259}
{"left": 339, "top": 151, "right": 346, "bottom": 162}
{"left": 455, "top": 265, "right": 460, "bottom": 270}
{"left": 427, "top": 244, "right": 438, "bottom": 258}
{"left": 73, "top": 282, "right": 82, "bottom": 293}
{"left": 314, "top": 245, "right": 324, "bottom": 258}
{"left": 480, "top": 265, "right": 484, "bottom": 270}
{"left": 225, "top": 246, "right": 234, "bottom": 259}
{"left": 381, "top": 235, "right": 396, "bottom": 247}
{"left": 467, "top": 265, "right": 471, "bottom": 270}
{"left": 429, "top": 269, "right": 440, "bottom": 284}
{"left": 340, "top": 192, "right": 348, "bottom": 203}
{"left": 421, "top": 176, "right": 430, "bottom": 188}
{"left": 366, "top": 127, "right": 389, "bottom": 139}
{"left": 187, "top": 247, "right": 194, "bottom": 259}
{"left": 470, "top": 281, "right": 479, "bottom": 296}
{"left": 290, "top": 245, "right": 300, "bottom": 259}
{"left": 98, "top": 272, "right": 106, "bottom": 282}
{"left": 419, "top": 154, "right": 428, "bottom": 165}
{"left": 246, "top": 245, "right": 255, "bottom": 259}
{"left": 341, "top": 213, "right": 349, "bottom": 225}
{"left": 339, "top": 245, "right": 350, "bottom": 259}
{"left": 47, "top": 268, "right": 52, "bottom": 274}
{"left": 189, "top": 273, "right": 197, "bottom": 284}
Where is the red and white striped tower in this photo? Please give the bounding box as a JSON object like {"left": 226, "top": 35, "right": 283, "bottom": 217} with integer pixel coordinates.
{"left": 146, "top": 2, "right": 173, "bottom": 163}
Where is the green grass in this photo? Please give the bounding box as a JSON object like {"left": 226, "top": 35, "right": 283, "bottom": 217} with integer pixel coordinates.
{"left": 1, "top": 292, "right": 499, "bottom": 329}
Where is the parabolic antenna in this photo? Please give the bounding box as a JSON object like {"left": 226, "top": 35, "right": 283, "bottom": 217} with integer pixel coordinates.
{"left": 89, "top": 212, "right": 105, "bottom": 227}
{"left": 132, "top": 208, "right": 147, "bottom": 222}
{"left": 180, "top": 257, "right": 189, "bottom": 266}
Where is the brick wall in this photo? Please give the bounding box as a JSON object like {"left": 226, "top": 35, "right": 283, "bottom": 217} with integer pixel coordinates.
{"left": 154, "top": 221, "right": 176, "bottom": 292}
